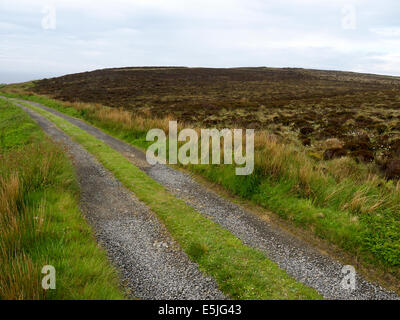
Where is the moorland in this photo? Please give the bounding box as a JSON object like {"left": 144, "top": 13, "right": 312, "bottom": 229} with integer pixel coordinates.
{"left": 2, "top": 67, "right": 400, "bottom": 293}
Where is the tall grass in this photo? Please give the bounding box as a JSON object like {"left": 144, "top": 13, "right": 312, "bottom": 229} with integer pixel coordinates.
{"left": 0, "top": 145, "right": 57, "bottom": 299}
{"left": 0, "top": 99, "right": 125, "bottom": 299}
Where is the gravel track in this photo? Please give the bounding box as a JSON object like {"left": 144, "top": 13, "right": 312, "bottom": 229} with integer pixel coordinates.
{"left": 14, "top": 98, "right": 400, "bottom": 300}
{"left": 8, "top": 99, "right": 225, "bottom": 300}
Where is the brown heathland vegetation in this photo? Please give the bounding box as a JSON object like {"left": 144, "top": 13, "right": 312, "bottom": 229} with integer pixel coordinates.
{"left": 27, "top": 67, "right": 400, "bottom": 179}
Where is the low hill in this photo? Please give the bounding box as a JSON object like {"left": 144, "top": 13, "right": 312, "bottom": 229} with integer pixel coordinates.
{"left": 23, "top": 67, "right": 400, "bottom": 167}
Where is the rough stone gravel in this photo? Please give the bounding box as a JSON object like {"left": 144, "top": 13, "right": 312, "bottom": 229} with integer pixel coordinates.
{"left": 15, "top": 98, "right": 400, "bottom": 300}
{"left": 8, "top": 99, "right": 225, "bottom": 300}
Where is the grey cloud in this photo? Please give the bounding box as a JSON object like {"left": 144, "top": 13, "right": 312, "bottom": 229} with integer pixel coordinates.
{"left": 1, "top": 0, "right": 400, "bottom": 83}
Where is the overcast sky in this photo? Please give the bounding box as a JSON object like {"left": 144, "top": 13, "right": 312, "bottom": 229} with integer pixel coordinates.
{"left": 1, "top": 0, "right": 400, "bottom": 83}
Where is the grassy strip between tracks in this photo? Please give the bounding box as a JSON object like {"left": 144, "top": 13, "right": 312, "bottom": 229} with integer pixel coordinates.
{"left": 0, "top": 98, "right": 126, "bottom": 299}
{"left": 14, "top": 98, "right": 323, "bottom": 300}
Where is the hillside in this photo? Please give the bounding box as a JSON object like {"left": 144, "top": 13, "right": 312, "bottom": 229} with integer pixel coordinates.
{"left": 28, "top": 67, "right": 400, "bottom": 175}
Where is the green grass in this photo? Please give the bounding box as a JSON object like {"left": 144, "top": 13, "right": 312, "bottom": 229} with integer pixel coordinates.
{"left": 5, "top": 92, "right": 399, "bottom": 277}
{"left": 0, "top": 99, "right": 126, "bottom": 299}
{"left": 12, "top": 96, "right": 323, "bottom": 300}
